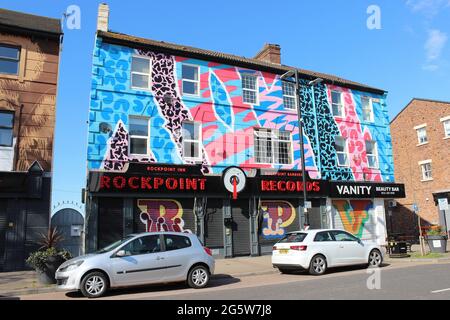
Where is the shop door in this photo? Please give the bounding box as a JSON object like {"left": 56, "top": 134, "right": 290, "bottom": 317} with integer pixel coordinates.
{"left": 231, "top": 199, "right": 251, "bottom": 256}
{"left": 204, "top": 199, "right": 224, "bottom": 249}
{"left": 0, "top": 200, "right": 6, "bottom": 271}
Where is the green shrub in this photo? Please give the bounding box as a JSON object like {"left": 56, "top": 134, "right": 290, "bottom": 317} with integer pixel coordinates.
{"left": 26, "top": 247, "right": 72, "bottom": 271}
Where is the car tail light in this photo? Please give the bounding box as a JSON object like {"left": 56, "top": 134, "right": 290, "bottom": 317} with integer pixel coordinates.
{"left": 272, "top": 246, "right": 277, "bottom": 251}
{"left": 290, "top": 245, "right": 307, "bottom": 251}
{"left": 204, "top": 247, "right": 213, "bottom": 256}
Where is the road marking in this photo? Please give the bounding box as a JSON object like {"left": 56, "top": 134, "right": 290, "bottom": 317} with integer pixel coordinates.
{"left": 431, "top": 288, "right": 450, "bottom": 294}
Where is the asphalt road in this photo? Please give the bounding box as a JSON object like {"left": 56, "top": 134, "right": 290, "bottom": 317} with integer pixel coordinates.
{"left": 19, "top": 261, "right": 450, "bottom": 300}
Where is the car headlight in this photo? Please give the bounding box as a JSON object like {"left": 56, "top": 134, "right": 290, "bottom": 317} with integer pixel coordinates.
{"left": 59, "top": 260, "right": 84, "bottom": 272}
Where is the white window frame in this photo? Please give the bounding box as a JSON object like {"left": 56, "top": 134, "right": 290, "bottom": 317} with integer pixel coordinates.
{"left": 242, "top": 74, "right": 259, "bottom": 105}
{"left": 129, "top": 116, "right": 150, "bottom": 156}
{"left": 130, "top": 55, "right": 152, "bottom": 91}
{"left": 181, "top": 63, "right": 200, "bottom": 97}
{"left": 365, "top": 140, "right": 379, "bottom": 169}
{"left": 361, "top": 96, "right": 374, "bottom": 122}
{"left": 282, "top": 81, "right": 297, "bottom": 110}
{"left": 182, "top": 121, "right": 202, "bottom": 162}
{"left": 254, "top": 128, "right": 293, "bottom": 165}
{"left": 418, "top": 159, "right": 433, "bottom": 181}
{"left": 331, "top": 90, "right": 345, "bottom": 118}
{"left": 414, "top": 124, "right": 428, "bottom": 145}
{"left": 0, "top": 44, "right": 20, "bottom": 76}
{"left": 335, "top": 136, "right": 349, "bottom": 167}
{"left": 440, "top": 116, "right": 450, "bottom": 139}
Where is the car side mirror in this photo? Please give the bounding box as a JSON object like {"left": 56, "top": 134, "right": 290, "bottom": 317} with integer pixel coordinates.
{"left": 115, "top": 250, "right": 126, "bottom": 257}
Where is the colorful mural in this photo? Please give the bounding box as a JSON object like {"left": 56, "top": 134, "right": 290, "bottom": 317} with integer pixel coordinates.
{"left": 332, "top": 200, "right": 374, "bottom": 238}
{"left": 260, "top": 200, "right": 297, "bottom": 240}
{"left": 137, "top": 199, "right": 192, "bottom": 233}
{"left": 87, "top": 37, "right": 395, "bottom": 182}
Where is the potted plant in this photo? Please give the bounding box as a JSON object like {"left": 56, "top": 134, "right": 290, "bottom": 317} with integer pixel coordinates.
{"left": 26, "top": 227, "right": 72, "bottom": 284}
{"left": 425, "top": 226, "right": 448, "bottom": 253}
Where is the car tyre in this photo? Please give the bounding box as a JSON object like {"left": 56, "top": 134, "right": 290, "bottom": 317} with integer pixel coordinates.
{"left": 309, "top": 254, "right": 327, "bottom": 276}
{"left": 368, "top": 249, "right": 383, "bottom": 268}
{"left": 80, "top": 271, "right": 109, "bottom": 298}
{"left": 187, "top": 265, "right": 210, "bottom": 289}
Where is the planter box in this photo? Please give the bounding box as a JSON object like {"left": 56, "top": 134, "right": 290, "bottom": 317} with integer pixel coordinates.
{"left": 426, "top": 236, "right": 448, "bottom": 253}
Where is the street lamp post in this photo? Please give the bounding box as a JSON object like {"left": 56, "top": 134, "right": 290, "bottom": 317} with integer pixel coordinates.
{"left": 280, "top": 69, "right": 322, "bottom": 228}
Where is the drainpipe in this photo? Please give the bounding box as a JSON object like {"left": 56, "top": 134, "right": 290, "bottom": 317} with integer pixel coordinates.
{"left": 14, "top": 104, "right": 24, "bottom": 171}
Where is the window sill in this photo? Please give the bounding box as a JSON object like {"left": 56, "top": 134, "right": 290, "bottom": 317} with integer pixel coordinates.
{"left": 416, "top": 142, "right": 429, "bottom": 147}
{"left": 444, "top": 136, "right": 450, "bottom": 140}
{"left": 421, "top": 178, "right": 434, "bottom": 182}
{"left": 0, "top": 73, "right": 19, "bottom": 81}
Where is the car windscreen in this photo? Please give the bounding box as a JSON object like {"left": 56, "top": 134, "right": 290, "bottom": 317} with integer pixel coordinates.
{"left": 278, "top": 233, "right": 308, "bottom": 243}
{"left": 96, "top": 235, "right": 135, "bottom": 253}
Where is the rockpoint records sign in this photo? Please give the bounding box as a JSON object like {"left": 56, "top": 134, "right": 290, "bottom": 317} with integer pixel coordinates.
{"left": 329, "top": 181, "right": 406, "bottom": 199}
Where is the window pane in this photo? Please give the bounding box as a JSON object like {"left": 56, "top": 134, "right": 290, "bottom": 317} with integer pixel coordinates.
{"left": 368, "top": 155, "right": 377, "bottom": 168}
{"left": 131, "top": 57, "right": 150, "bottom": 73}
{"left": 122, "top": 235, "right": 161, "bottom": 255}
{"left": 130, "top": 138, "right": 147, "bottom": 154}
{"left": 337, "top": 153, "right": 348, "bottom": 166}
{"left": 335, "top": 137, "right": 345, "bottom": 152}
{"left": 0, "top": 46, "right": 19, "bottom": 59}
{"left": 182, "top": 80, "right": 198, "bottom": 95}
{"left": 283, "top": 96, "right": 296, "bottom": 110}
{"left": 332, "top": 231, "right": 357, "bottom": 241}
{"left": 243, "top": 89, "right": 256, "bottom": 104}
{"left": 182, "top": 65, "right": 198, "bottom": 81}
{"left": 164, "top": 235, "right": 191, "bottom": 251}
{"left": 0, "top": 128, "right": 13, "bottom": 146}
{"left": 242, "top": 75, "right": 256, "bottom": 90}
{"left": 183, "top": 141, "right": 199, "bottom": 158}
{"left": 0, "top": 112, "right": 13, "bottom": 127}
{"left": 332, "top": 104, "right": 342, "bottom": 117}
{"left": 444, "top": 121, "right": 450, "bottom": 137}
{"left": 131, "top": 74, "right": 149, "bottom": 88}
{"left": 365, "top": 141, "right": 374, "bottom": 154}
{"left": 129, "top": 118, "right": 148, "bottom": 136}
{"left": 282, "top": 81, "right": 295, "bottom": 96}
{"left": 182, "top": 122, "right": 200, "bottom": 140}
{"left": 332, "top": 91, "right": 341, "bottom": 105}
{"left": 0, "top": 59, "right": 19, "bottom": 75}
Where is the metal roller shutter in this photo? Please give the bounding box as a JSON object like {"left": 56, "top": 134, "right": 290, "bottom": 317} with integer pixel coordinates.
{"left": 258, "top": 199, "right": 300, "bottom": 249}
{"left": 0, "top": 200, "right": 7, "bottom": 271}
{"left": 134, "top": 198, "right": 195, "bottom": 234}
{"left": 204, "top": 198, "right": 223, "bottom": 249}
{"left": 232, "top": 199, "right": 251, "bottom": 256}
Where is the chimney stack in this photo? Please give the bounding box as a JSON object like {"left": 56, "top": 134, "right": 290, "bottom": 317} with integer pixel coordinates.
{"left": 97, "top": 3, "right": 109, "bottom": 32}
{"left": 254, "top": 43, "right": 281, "bottom": 65}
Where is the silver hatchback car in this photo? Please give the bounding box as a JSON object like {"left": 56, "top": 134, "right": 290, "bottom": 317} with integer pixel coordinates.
{"left": 55, "top": 232, "right": 215, "bottom": 298}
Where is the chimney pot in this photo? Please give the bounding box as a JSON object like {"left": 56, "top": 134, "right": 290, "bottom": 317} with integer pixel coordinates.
{"left": 97, "top": 3, "right": 110, "bottom": 32}
{"left": 254, "top": 43, "right": 281, "bottom": 65}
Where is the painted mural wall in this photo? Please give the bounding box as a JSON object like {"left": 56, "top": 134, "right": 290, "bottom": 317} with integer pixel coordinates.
{"left": 329, "top": 198, "right": 387, "bottom": 244}
{"left": 87, "top": 37, "right": 395, "bottom": 182}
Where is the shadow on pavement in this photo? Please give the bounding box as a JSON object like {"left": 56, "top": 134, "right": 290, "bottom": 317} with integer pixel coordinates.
{"left": 65, "top": 275, "right": 240, "bottom": 299}
{"left": 276, "top": 263, "right": 391, "bottom": 276}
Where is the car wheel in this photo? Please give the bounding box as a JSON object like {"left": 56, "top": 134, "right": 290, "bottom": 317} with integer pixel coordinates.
{"left": 80, "top": 271, "right": 109, "bottom": 298}
{"left": 187, "top": 265, "right": 210, "bottom": 289}
{"left": 368, "top": 249, "right": 383, "bottom": 268}
{"left": 309, "top": 255, "right": 327, "bottom": 275}
{"left": 278, "top": 268, "right": 296, "bottom": 274}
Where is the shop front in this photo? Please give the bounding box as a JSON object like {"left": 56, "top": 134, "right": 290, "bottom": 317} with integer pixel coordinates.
{"left": 85, "top": 163, "right": 329, "bottom": 257}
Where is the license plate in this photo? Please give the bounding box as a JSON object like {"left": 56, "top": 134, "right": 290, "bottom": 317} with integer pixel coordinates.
{"left": 279, "top": 249, "right": 289, "bottom": 254}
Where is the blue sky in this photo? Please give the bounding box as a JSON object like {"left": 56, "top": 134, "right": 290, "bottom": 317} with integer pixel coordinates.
{"left": 2, "top": 0, "right": 449, "bottom": 215}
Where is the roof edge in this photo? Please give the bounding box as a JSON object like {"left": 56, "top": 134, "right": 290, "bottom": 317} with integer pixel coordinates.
{"left": 97, "top": 30, "right": 387, "bottom": 95}
{"left": 390, "top": 97, "right": 450, "bottom": 124}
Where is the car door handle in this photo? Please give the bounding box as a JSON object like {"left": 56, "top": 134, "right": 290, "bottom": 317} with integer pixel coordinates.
{"left": 339, "top": 245, "right": 344, "bottom": 248}
{"left": 156, "top": 256, "right": 165, "bottom": 260}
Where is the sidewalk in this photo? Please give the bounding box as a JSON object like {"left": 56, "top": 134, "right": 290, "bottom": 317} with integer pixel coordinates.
{"left": 1, "top": 245, "right": 449, "bottom": 297}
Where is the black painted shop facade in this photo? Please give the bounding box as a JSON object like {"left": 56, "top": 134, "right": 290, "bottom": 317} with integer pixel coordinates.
{"left": 85, "top": 164, "right": 405, "bottom": 257}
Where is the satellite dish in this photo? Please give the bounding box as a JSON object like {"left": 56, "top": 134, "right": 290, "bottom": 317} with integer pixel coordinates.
{"left": 99, "top": 122, "right": 112, "bottom": 133}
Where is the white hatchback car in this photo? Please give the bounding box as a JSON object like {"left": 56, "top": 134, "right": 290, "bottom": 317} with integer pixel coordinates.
{"left": 55, "top": 232, "right": 215, "bottom": 298}
{"left": 272, "top": 229, "right": 383, "bottom": 275}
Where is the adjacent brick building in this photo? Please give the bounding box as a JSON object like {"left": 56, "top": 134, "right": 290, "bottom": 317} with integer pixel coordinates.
{"left": 0, "top": 9, "right": 62, "bottom": 271}
{"left": 390, "top": 98, "right": 450, "bottom": 237}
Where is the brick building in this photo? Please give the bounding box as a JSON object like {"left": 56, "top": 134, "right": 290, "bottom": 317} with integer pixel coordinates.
{"left": 0, "top": 9, "right": 62, "bottom": 271}
{"left": 390, "top": 98, "right": 450, "bottom": 237}
{"left": 85, "top": 4, "right": 404, "bottom": 257}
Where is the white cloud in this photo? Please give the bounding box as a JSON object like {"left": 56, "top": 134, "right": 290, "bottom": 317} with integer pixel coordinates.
{"left": 406, "top": 0, "right": 450, "bottom": 18}
{"left": 423, "top": 29, "right": 448, "bottom": 71}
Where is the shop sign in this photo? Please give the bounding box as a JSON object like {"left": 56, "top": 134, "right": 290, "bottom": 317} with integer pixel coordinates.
{"left": 330, "top": 182, "right": 405, "bottom": 199}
